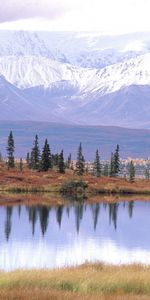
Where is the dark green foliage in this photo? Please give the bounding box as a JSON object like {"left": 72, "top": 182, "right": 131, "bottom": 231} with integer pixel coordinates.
{"left": 7, "top": 131, "right": 15, "bottom": 168}
{"left": 30, "top": 134, "right": 40, "bottom": 170}
{"left": 26, "top": 152, "right": 30, "bottom": 166}
{"left": 128, "top": 160, "right": 135, "bottom": 182}
{"left": 58, "top": 150, "right": 65, "bottom": 173}
{"left": 76, "top": 143, "right": 85, "bottom": 176}
{"left": 94, "top": 149, "right": 101, "bottom": 177}
{"left": 40, "top": 139, "right": 52, "bottom": 171}
{"left": 114, "top": 144, "right": 120, "bottom": 176}
{"left": 110, "top": 152, "right": 115, "bottom": 177}
{"left": 60, "top": 179, "right": 88, "bottom": 196}
{"left": 110, "top": 145, "right": 120, "bottom": 177}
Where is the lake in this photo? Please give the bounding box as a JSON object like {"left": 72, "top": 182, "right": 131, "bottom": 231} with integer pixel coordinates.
{"left": 0, "top": 199, "right": 150, "bottom": 271}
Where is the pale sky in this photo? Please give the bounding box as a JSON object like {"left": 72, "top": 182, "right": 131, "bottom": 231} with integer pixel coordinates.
{"left": 0, "top": 0, "right": 150, "bottom": 34}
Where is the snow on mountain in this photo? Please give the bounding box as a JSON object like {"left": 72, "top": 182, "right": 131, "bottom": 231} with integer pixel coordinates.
{"left": 0, "top": 30, "right": 150, "bottom": 68}
{"left": 0, "top": 30, "right": 150, "bottom": 128}
{"left": 0, "top": 55, "right": 97, "bottom": 89}
{"left": 0, "top": 53, "right": 150, "bottom": 95}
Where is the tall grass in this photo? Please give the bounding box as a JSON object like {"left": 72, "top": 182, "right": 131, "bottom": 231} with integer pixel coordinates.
{"left": 1, "top": 264, "right": 150, "bottom": 299}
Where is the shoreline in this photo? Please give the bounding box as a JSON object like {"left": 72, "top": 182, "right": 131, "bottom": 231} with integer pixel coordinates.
{"left": 1, "top": 164, "right": 150, "bottom": 204}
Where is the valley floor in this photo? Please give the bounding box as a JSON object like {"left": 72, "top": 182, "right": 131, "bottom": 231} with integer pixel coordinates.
{"left": 1, "top": 264, "right": 150, "bottom": 300}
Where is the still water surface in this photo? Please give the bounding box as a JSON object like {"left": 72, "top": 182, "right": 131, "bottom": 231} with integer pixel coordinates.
{"left": 0, "top": 200, "right": 150, "bottom": 270}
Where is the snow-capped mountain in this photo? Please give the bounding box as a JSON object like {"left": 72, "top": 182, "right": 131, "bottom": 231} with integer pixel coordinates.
{"left": 1, "top": 53, "right": 150, "bottom": 93}
{"left": 0, "top": 30, "right": 150, "bottom": 128}
{"left": 0, "top": 31, "right": 150, "bottom": 68}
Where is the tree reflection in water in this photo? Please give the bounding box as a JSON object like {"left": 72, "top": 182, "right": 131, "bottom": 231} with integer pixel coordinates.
{"left": 3, "top": 199, "right": 136, "bottom": 240}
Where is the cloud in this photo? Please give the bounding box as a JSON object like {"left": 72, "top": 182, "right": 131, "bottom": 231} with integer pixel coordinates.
{"left": 0, "top": 0, "right": 150, "bottom": 34}
{"left": 0, "top": 0, "right": 71, "bottom": 23}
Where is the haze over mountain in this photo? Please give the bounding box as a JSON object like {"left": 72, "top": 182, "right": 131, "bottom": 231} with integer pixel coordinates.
{"left": 0, "top": 31, "right": 150, "bottom": 128}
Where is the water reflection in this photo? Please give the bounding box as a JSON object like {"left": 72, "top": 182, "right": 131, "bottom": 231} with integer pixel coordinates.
{"left": 2, "top": 201, "right": 140, "bottom": 239}
{"left": 0, "top": 200, "right": 150, "bottom": 270}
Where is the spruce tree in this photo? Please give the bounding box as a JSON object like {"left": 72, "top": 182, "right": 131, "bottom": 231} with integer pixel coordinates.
{"left": 30, "top": 134, "right": 40, "bottom": 170}
{"left": 41, "top": 139, "right": 52, "bottom": 171}
{"left": 58, "top": 150, "right": 65, "bottom": 173}
{"left": 128, "top": 160, "right": 135, "bottom": 182}
{"left": 110, "top": 152, "right": 115, "bottom": 177}
{"left": 7, "top": 131, "right": 15, "bottom": 169}
{"left": 76, "top": 143, "right": 85, "bottom": 176}
{"left": 114, "top": 144, "right": 120, "bottom": 176}
{"left": 94, "top": 149, "right": 101, "bottom": 177}
{"left": 26, "top": 152, "right": 30, "bottom": 166}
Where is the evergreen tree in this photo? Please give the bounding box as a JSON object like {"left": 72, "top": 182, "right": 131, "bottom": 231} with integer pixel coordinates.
{"left": 76, "top": 143, "right": 85, "bottom": 176}
{"left": 30, "top": 134, "right": 40, "bottom": 170}
{"left": 58, "top": 150, "right": 65, "bottom": 173}
{"left": 110, "top": 152, "right": 115, "bottom": 177}
{"left": 26, "top": 152, "right": 30, "bottom": 166}
{"left": 40, "top": 139, "right": 52, "bottom": 171}
{"left": 7, "top": 131, "right": 15, "bottom": 169}
{"left": 93, "top": 149, "right": 101, "bottom": 177}
{"left": 114, "top": 144, "right": 120, "bottom": 176}
{"left": 128, "top": 160, "right": 135, "bottom": 182}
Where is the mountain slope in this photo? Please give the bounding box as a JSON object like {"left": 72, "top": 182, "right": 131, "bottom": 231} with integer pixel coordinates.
{"left": 0, "top": 54, "right": 150, "bottom": 127}
{"left": 0, "top": 31, "right": 150, "bottom": 128}
{"left": 0, "top": 53, "right": 150, "bottom": 93}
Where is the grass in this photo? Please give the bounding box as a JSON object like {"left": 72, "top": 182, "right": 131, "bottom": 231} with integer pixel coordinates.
{"left": 1, "top": 162, "right": 150, "bottom": 197}
{"left": 1, "top": 264, "right": 150, "bottom": 299}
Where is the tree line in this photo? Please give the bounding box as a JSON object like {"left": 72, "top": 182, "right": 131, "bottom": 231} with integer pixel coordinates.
{"left": 3, "top": 130, "right": 136, "bottom": 181}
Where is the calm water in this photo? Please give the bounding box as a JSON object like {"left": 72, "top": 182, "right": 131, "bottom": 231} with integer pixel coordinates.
{"left": 0, "top": 200, "right": 150, "bottom": 270}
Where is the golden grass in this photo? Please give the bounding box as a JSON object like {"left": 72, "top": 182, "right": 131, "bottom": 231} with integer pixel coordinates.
{"left": 1, "top": 264, "right": 150, "bottom": 299}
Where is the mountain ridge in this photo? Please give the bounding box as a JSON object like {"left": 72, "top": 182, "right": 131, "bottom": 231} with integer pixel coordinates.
{"left": 0, "top": 31, "right": 150, "bottom": 128}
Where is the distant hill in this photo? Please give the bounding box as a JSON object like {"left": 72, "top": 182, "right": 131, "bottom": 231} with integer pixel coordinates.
{"left": 0, "top": 121, "right": 150, "bottom": 160}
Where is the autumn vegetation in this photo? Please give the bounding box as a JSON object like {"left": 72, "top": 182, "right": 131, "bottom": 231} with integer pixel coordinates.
{"left": 1, "top": 264, "right": 150, "bottom": 300}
